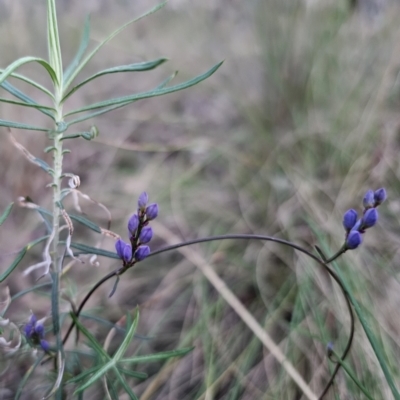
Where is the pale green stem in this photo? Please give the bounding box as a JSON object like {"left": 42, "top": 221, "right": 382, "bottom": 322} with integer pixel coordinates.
{"left": 51, "top": 86, "right": 65, "bottom": 396}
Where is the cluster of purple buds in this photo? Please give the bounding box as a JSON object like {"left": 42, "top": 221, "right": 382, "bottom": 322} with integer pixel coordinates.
{"left": 115, "top": 192, "right": 158, "bottom": 267}
{"left": 23, "top": 313, "right": 49, "bottom": 352}
{"left": 342, "top": 188, "right": 386, "bottom": 250}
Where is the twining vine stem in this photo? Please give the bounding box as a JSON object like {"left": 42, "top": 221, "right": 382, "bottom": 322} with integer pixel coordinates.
{"left": 61, "top": 233, "right": 354, "bottom": 399}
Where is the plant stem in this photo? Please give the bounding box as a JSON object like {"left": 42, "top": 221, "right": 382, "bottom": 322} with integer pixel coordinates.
{"left": 51, "top": 87, "right": 65, "bottom": 395}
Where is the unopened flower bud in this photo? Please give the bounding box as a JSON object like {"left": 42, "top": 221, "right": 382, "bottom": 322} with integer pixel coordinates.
{"left": 374, "top": 188, "right": 387, "bottom": 207}
{"left": 34, "top": 323, "right": 44, "bottom": 337}
{"left": 361, "top": 208, "right": 378, "bottom": 229}
{"left": 138, "top": 192, "right": 149, "bottom": 209}
{"left": 343, "top": 209, "right": 358, "bottom": 232}
{"left": 40, "top": 339, "right": 50, "bottom": 352}
{"left": 139, "top": 226, "right": 153, "bottom": 244}
{"left": 145, "top": 203, "right": 158, "bottom": 220}
{"left": 134, "top": 245, "right": 150, "bottom": 261}
{"left": 346, "top": 230, "right": 362, "bottom": 249}
{"left": 363, "top": 190, "right": 374, "bottom": 209}
{"left": 128, "top": 214, "right": 139, "bottom": 235}
{"left": 115, "top": 239, "right": 132, "bottom": 263}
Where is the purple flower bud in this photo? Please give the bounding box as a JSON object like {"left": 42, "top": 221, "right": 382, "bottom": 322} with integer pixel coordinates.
{"left": 361, "top": 208, "right": 378, "bottom": 229}
{"left": 115, "top": 239, "right": 132, "bottom": 263}
{"left": 128, "top": 214, "right": 139, "bottom": 235}
{"left": 139, "top": 226, "right": 153, "bottom": 244}
{"left": 134, "top": 245, "right": 150, "bottom": 261}
{"left": 343, "top": 209, "right": 358, "bottom": 232}
{"left": 346, "top": 230, "right": 362, "bottom": 249}
{"left": 24, "top": 323, "right": 34, "bottom": 338}
{"left": 145, "top": 203, "right": 159, "bottom": 220}
{"left": 363, "top": 189, "right": 374, "bottom": 209}
{"left": 40, "top": 339, "right": 50, "bottom": 352}
{"left": 34, "top": 323, "right": 45, "bottom": 338}
{"left": 28, "top": 313, "right": 37, "bottom": 325}
{"left": 138, "top": 192, "right": 149, "bottom": 209}
{"left": 374, "top": 188, "right": 387, "bottom": 206}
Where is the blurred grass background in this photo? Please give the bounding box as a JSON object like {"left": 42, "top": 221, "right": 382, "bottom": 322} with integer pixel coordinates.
{"left": 1, "top": 0, "right": 400, "bottom": 398}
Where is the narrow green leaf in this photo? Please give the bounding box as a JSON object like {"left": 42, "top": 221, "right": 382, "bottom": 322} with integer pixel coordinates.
{"left": 15, "top": 355, "right": 45, "bottom": 400}
{"left": 119, "top": 347, "right": 194, "bottom": 365}
{"left": 64, "top": 15, "right": 91, "bottom": 83}
{"left": 114, "top": 368, "right": 139, "bottom": 400}
{"left": 0, "top": 72, "right": 55, "bottom": 99}
{"left": 0, "top": 57, "right": 58, "bottom": 87}
{"left": 62, "top": 58, "right": 168, "bottom": 102}
{"left": 1, "top": 81, "right": 54, "bottom": 119}
{"left": 69, "top": 214, "right": 101, "bottom": 234}
{"left": 0, "top": 235, "right": 49, "bottom": 282}
{"left": 0, "top": 98, "right": 55, "bottom": 111}
{"left": 70, "top": 313, "right": 110, "bottom": 359}
{"left": 74, "top": 361, "right": 115, "bottom": 394}
{"left": 33, "top": 158, "right": 52, "bottom": 173}
{"left": 0, "top": 202, "right": 14, "bottom": 226}
{"left": 119, "top": 368, "right": 148, "bottom": 380}
{"left": 0, "top": 119, "right": 48, "bottom": 131}
{"left": 64, "top": 2, "right": 167, "bottom": 91}
{"left": 113, "top": 311, "right": 139, "bottom": 361}
{"left": 65, "top": 61, "right": 223, "bottom": 116}
{"left": 70, "top": 242, "right": 119, "bottom": 259}
{"left": 67, "top": 365, "right": 103, "bottom": 384}
{"left": 106, "top": 376, "right": 120, "bottom": 400}
{"left": 47, "top": 0, "right": 63, "bottom": 84}
{"left": 65, "top": 71, "right": 177, "bottom": 127}
{"left": 0, "top": 248, "right": 27, "bottom": 282}
{"left": 331, "top": 350, "right": 374, "bottom": 400}
{"left": 66, "top": 101, "right": 132, "bottom": 126}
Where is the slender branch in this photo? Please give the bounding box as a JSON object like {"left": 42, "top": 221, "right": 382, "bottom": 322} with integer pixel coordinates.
{"left": 64, "top": 233, "right": 354, "bottom": 399}
{"left": 62, "top": 269, "right": 119, "bottom": 345}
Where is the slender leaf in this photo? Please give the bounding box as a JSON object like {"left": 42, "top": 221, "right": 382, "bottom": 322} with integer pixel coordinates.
{"left": 0, "top": 98, "right": 55, "bottom": 111}
{"left": 62, "top": 58, "right": 168, "bottom": 102}
{"left": 114, "top": 368, "right": 139, "bottom": 400}
{"left": 74, "top": 362, "right": 115, "bottom": 394}
{"left": 47, "top": 0, "right": 63, "bottom": 84}
{"left": 331, "top": 350, "right": 374, "bottom": 400}
{"left": 65, "top": 61, "right": 223, "bottom": 116}
{"left": 113, "top": 311, "right": 139, "bottom": 361}
{"left": 0, "top": 119, "right": 48, "bottom": 131}
{"left": 66, "top": 71, "right": 178, "bottom": 126}
{"left": 70, "top": 312, "right": 110, "bottom": 359}
{"left": 120, "top": 347, "right": 194, "bottom": 365}
{"left": 64, "top": 15, "right": 91, "bottom": 83}
{"left": 69, "top": 214, "right": 101, "bottom": 233}
{"left": 67, "top": 365, "right": 103, "bottom": 384}
{"left": 64, "top": 2, "right": 167, "bottom": 91}
{"left": 33, "top": 158, "right": 52, "bottom": 173}
{"left": 0, "top": 202, "right": 14, "bottom": 226}
{"left": 1, "top": 81, "right": 54, "bottom": 120}
{"left": 106, "top": 376, "right": 120, "bottom": 400}
{"left": 70, "top": 242, "right": 119, "bottom": 259}
{"left": 15, "top": 355, "right": 45, "bottom": 400}
{"left": 0, "top": 56, "right": 58, "bottom": 86}
{"left": 0, "top": 235, "right": 49, "bottom": 282}
{"left": 0, "top": 248, "right": 27, "bottom": 282}
{"left": 0, "top": 74, "right": 54, "bottom": 99}
{"left": 66, "top": 101, "right": 133, "bottom": 126}
{"left": 119, "top": 368, "right": 148, "bottom": 380}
